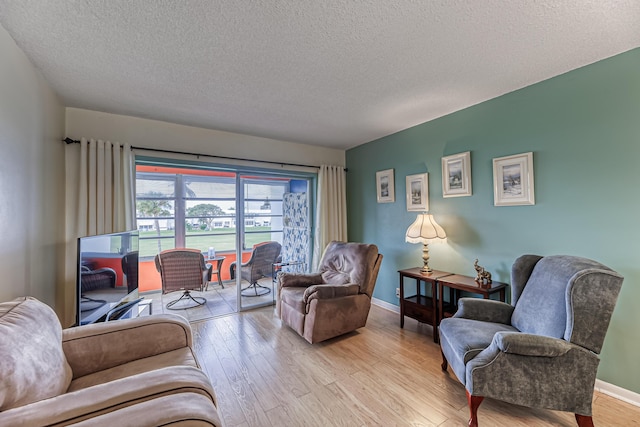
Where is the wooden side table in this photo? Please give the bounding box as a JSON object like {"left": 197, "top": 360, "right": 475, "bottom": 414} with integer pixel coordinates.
{"left": 437, "top": 274, "right": 507, "bottom": 329}
{"left": 398, "top": 268, "right": 453, "bottom": 343}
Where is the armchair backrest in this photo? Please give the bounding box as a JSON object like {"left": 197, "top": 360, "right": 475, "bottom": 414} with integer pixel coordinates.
{"left": 121, "top": 251, "right": 139, "bottom": 294}
{"left": 511, "top": 255, "right": 623, "bottom": 354}
{"left": 318, "top": 241, "right": 382, "bottom": 298}
{"left": 241, "top": 241, "right": 282, "bottom": 283}
{"left": 155, "top": 249, "right": 208, "bottom": 293}
{"left": 0, "top": 297, "right": 72, "bottom": 411}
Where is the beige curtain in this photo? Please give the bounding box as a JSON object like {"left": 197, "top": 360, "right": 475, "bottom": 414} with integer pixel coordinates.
{"left": 312, "top": 165, "right": 347, "bottom": 270}
{"left": 75, "top": 137, "right": 135, "bottom": 235}
{"left": 61, "top": 138, "right": 135, "bottom": 326}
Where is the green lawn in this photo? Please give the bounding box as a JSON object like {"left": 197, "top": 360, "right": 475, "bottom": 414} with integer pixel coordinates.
{"left": 139, "top": 227, "right": 280, "bottom": 257}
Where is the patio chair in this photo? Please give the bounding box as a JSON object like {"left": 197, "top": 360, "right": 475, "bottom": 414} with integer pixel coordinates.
{"left": 230, "top": 241, "right": 282, "bottom": 297}
{"left": 155, "top": 248, "right": 212, "bottom": 309}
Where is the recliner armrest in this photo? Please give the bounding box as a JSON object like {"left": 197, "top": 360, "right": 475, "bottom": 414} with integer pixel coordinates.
{"left": 278, "top": 272, "right": 324, "bottom": 288}
{"left": 303, "top": 283, "right": 360, "bottom": 303}
{"left": 494, "top": 331, "right": 574, "bottom": 357}
{"left": 454, "top": 298, "right": 514, "bottom": 324}
{"left": 62, "top": 314, "right": 193, "bottom": 378}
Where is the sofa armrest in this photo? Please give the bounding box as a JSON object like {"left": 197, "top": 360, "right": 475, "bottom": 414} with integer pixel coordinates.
{"left": 303, "top": 283, "right": 361, "bottom": 303}
{"left": 278, "top": 272, "right": 323, "bottom": 289}
{"left": 62, "top": 314, "right": 193, "bottom": 378}
{"left": 68, "top": 392, "right": 221, "bottom": 426}
{"left": 494, "top": 331, "right": 574, "bottom": 357}
{"left": 454, "top": 298, "right": 514, "bottom": 324}
{"left": 0, "top": 366, "right": 218, "bottom": 427}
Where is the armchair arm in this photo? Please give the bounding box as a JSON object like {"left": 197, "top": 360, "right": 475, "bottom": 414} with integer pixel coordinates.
{"left": 278, "top": 272, "right": 323, "bottom": 288}
{"left": 67, "top": 392, "right": 221, "bottom": 427}
{"left": 453, "top": 298, "right": 514, "bottom": 324}
{"left": 0, "top": 366, "right": 217, "bottom": 427}
{"left": 62, "top": 314, "right": 193, "bottom": 378}
{"left": 494, "top": 331, "right": 574, "bottom": 357}
{"left": 303, "top": 283, "right": 361, "bottom": 303}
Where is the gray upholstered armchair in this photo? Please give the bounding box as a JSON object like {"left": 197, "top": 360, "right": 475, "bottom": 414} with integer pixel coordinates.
{"left": 439, "top": 255, "right": 624, "bottom": 427}
{"left": 277, "top": 241, "right": 382, "bottom": 343}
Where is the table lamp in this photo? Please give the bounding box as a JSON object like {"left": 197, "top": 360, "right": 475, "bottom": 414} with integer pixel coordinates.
{"left": 405, "top": 213, "right": 447, "bottom": 273}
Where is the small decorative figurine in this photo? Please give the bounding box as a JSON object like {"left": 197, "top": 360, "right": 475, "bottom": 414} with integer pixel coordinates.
{"left": 474, "top": 259, "right": 492, "bottom": 287}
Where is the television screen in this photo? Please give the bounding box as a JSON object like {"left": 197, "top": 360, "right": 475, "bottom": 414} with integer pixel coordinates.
{"left": 76, "top": 230, "right": 140, "bottom": 326}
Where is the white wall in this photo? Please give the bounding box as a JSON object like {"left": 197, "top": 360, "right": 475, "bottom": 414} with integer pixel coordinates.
{"left": 65, "top": 108, "right": 345, "bottom": 169}
{"left": 0, "top": 25, "right": 65, "bottom": 312}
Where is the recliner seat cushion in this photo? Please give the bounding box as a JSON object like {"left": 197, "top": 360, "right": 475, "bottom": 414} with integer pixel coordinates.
{"left": 280, "top": 287, "right": 307, "bottom": 314}
{"left": 0, "top": 297, "right": 73, "bottom": 410}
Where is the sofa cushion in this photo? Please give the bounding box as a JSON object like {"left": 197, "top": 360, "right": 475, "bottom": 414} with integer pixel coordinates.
{"left": 0, "top": 297, "right": 73, "bottom": 410}
{"left": 68, "top": 347, "right": 198, "bottom": 392}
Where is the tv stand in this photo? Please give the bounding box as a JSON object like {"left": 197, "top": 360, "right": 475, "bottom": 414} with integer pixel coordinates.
{"left": 80, "top": 298, "right": 152, "bottom": 325}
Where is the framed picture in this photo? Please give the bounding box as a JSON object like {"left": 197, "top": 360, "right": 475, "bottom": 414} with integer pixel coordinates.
{"left": 492, "top": 152, "right": 535, "bottom": 206}
{"left": 376, "top": 169, "right": 395, "bottom": 203}
{"left": 406, "top": 173, "right": 429, "bottom": 212}
{"left": 442, "top": 151, "right": 472, "bottom": 197}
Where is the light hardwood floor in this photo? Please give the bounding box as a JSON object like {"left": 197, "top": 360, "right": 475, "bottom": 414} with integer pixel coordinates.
{"left": 190, "top": 305, "right": 640, "bottom": 427}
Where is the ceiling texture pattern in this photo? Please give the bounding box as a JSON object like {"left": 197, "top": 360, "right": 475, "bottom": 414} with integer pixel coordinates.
{"left": 1, "top": 1, "right": 639, "bottom": 149}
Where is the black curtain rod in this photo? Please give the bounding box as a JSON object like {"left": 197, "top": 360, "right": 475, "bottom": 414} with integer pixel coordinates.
{"left": 63, "top": 137, "right": 327, "bottom": 170}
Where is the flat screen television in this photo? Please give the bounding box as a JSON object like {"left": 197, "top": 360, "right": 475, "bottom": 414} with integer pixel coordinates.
{"left": 76, "top": 230, "right": 141, "bottom": 326}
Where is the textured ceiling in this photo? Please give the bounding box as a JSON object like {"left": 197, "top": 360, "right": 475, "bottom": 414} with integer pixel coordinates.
{"left": 1, "top": 1, "right": 639, "bottom": 149}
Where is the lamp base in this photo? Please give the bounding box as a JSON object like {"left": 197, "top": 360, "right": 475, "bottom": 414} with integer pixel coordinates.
{"left": 421, "top": 242, "right": 432, "bottom": 273}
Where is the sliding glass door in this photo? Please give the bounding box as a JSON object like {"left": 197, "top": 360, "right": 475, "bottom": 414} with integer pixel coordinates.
{"left": 135, "top": 163, "right": 312, "bottom": 317}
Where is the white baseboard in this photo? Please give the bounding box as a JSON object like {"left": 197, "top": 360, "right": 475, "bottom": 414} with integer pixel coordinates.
{"left": 595, "top": 379, "right": 640, "bottom": 407}
{"left": 372, "top": 297, "right": 399, "bottom": 313}
{"left": 371, "top": 299, "right": 640, "bottom": 408}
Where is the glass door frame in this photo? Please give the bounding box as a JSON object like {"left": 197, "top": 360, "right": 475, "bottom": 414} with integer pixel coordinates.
{"left": 136, "top": 156, "right": 316, "bottom": 315}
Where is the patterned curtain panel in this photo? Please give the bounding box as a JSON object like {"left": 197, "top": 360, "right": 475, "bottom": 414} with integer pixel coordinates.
{"left": 282, "top": 193, "right": 310, "bottom": 273}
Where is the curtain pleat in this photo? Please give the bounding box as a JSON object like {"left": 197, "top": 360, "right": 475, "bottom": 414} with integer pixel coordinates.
{"left": 312, "top": 165, "right": 347, "bottom": 269}
{"left": 76, "top": 137, "right": 135, "bottom": 236}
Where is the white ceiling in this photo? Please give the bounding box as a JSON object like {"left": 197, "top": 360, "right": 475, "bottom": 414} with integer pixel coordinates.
{"left": 1, "top": 1, "right": 639, "bottom": 150}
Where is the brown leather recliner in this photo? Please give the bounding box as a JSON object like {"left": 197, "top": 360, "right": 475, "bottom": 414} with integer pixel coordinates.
{"left": 276, "top": 241, "right": 383, "bottom": 343}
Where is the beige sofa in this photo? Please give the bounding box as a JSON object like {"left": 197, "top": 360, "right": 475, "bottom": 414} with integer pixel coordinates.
{"left": 0, "top": 297, "right": 221, "bottom": 426}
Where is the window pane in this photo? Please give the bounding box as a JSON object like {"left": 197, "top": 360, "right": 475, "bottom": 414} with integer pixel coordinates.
{"left": 138, "top": 234, "right": 175, "bottom": 258}
{"left": 136, "top": 174, "right": 175, "bottom": 198}
{"left": 185, "top": 232, "right": 235, "bottom": 253}
{"left": 245, "top": 231, "right": 282, "bottom": 248}
{"left": 184, "top": 175, "right": 235, "bottom": 198}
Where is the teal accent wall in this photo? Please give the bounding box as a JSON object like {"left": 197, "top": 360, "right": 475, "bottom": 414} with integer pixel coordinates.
{"left": 346, "top": 48, "right": 640, "bottom": 393}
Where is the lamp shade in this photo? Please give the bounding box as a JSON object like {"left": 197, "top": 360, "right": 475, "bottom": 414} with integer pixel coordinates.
{"left": 405, "top": 214, "right": 446, "bottom": 243}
